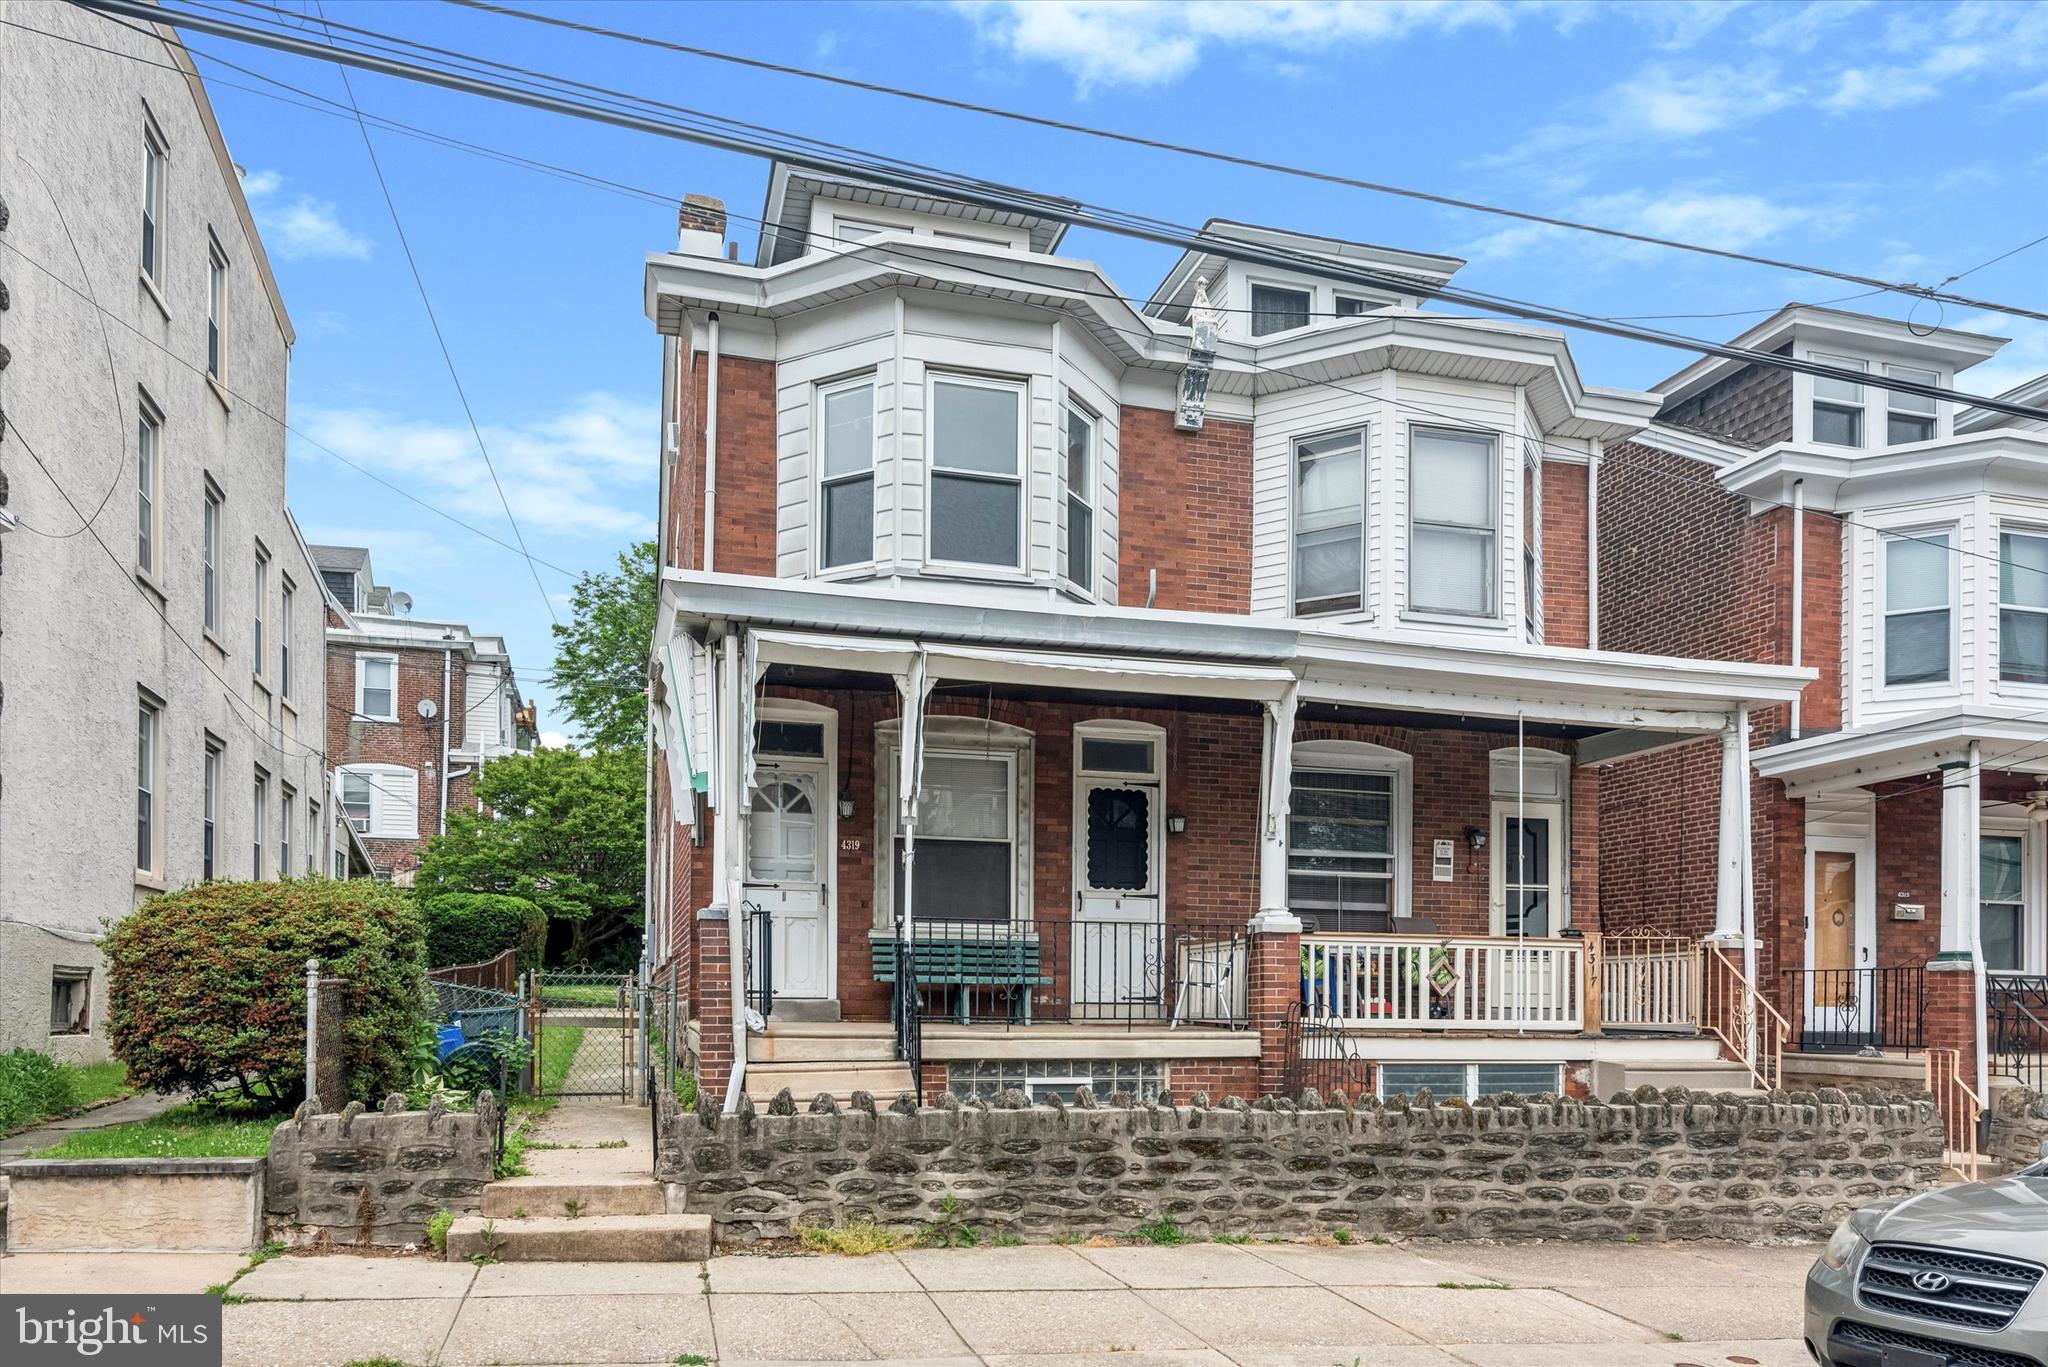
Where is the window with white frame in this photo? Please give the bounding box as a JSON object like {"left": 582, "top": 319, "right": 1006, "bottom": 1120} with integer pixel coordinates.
{"left": 280, "top": 578, "right": 295, "bottom": 700}
{"left": 2000, "top": 529, "right": 2048, "bottom": 686}
{"left": 834, "top": 218, "right": 884, "bottom": 243}
{"left": 928, "top": 375, "right": 1024, "bottom": 569}
{"left": 136, "top": 695, "right": 160, "bottom": 875}
{"left": 207, "top": 245, "right": 227, "bottom": 381}
{"left": 252, "top": 769, "right": 269, "bottom": 879}
{"left": 1293, "top": 429, "right": 1365, "bottom": 615}
{"left": 1522, "top": 451, "right": 1541, "bottom": 640}
{"left": 1408, "top": 427, "right": 1499, "bottom": 617}
{"left": 1250, "top": 284, "right": 1310, "bottom": 337}
{"left": 1811, "top": 353, "right": 1867, "bottom": 447}
{"left": 202, "top": 482, "right": 221, "bottom": 635}
{"left": 203, "top": 738, "right": 220, "bottom": 880}
{"left": 280, "top": 786, "right": 295, "bottom": 879}
{"left": 1882, "top": 531, "right": 1951, "bottom": 686}
{"left": 1288, "top": 742, "right": 1410, "bottom": 933}
{"left": 819, "top": 377, "right": 875, "bottom": 569}
{"left": 892, "top": 751, "right": 1015, "bottom": 924}
{"left": 1065, "top": 401, "right": 1095, "bottom": 592}
{"left": 339, "top": 764, "right": 419, "bottom": 839}
{"left": 306, "top": 800, "right": 320, "bottom": 876}
{"left": 1334, "top": 295, "right": 1375, "bottom": 318}
{"left": 136, "top": 405, "right": 160, "bottom": 576}
{"left": 141, "top": 119, "right": 167, "bottom": 285}
{"left": 50, "top": 969, "right": 91, "bottom": 1036}
{"left": 356, "top": 653, "right": 398, "bottom": 720}
{"left": 1981, "top": 833, "right": 2025, "bottom": 972}
{"left": 253, "top": 543, "right": 270, "bottom": 682}
{"left": 1378, "top": 1062, "right": 1562, "bottom": 1102}
{"left": 1886, "top": 364, "right": 1937, "bottom": 445}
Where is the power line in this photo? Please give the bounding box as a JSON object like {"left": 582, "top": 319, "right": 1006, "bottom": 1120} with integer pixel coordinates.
{"left": 65, "top": 0, "right": 2048, "bottom": 426}
{"left": 438, "top": 0, "right": 2048, "bottom": 328}
{"left": 303, "top": 0, "right": 558, "bottom": 629}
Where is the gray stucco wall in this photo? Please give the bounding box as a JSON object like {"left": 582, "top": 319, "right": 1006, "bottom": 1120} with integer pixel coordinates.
{"left": 0, "top": 3, "right": 327, "bottom": 1059}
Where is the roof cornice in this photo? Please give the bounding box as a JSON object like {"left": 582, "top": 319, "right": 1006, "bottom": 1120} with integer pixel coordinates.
{"left": 1717, "top": 430, "right": 2048, "bottom": 511}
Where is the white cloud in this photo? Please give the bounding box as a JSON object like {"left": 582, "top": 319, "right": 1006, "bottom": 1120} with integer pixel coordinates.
{"left": 1746, "top": 1, "right": 1869, "bottom": 54}
{"left": 301, "top": 526, "right": 457, "bottom": 579}
{"left": 241, "top": 169, "right": 372, "bottom": 261}
{"left": 952, "top": 0, "right": 1519, "bottom": 92}
{"left": 1461, "top": 187, "right": 1851, "bottom": 266}
{"left": 538, "top": 730, "right": 571, "bottom": 750}
{"left": 1823, "top": 1, "right": 2048, "bottom": 113}
{"left": 295, "top": 391, "right": 656, "bottom": 541}
{"left": 1949, "top": 314, "right": 2048, "bottom": 404}
{"left": 1486, "top": 61, "right": 1801, "bottom": 169}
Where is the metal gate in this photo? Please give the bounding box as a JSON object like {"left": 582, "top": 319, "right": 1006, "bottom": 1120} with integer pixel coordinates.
{"left": 530, "top": 970, "right": 639, "bottom": 1099}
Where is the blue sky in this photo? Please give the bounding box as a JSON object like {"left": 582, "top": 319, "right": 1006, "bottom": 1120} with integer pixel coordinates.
{"left": 180, "top": 0, "right": 2048, "bottom": 740}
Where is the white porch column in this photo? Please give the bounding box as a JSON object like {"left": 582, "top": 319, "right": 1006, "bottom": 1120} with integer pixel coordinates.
{"left": 1253, "top": 684, "right": 1300, "bottom": 932}
{"left": 1936, "top": 743, "right": 1982, "bottom": 963}
{"left": 1710, "top": 704, "right": 1752, "bottom": 945}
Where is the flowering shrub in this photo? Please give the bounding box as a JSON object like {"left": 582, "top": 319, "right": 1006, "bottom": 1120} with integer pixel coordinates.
{"left": 102, "top": 878, "right": 427, "bottom": 1105}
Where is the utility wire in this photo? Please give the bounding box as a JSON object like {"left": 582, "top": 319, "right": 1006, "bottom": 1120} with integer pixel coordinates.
{"left": 65, "top": 0, "right": 2048, "bottom": 425}
{"left": 438, "top": 0, "right": 2048, "bottom": 327}
{"left": 303, "top": 0, "right": 558, "bottom": 627}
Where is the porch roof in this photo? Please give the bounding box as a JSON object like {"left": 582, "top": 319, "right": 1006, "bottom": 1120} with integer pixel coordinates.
{"left": 663, "top": 569, "right": 1810, "bottom": 733}
{"left": 1752, "top": 707, "right": 2048, "bottom": 796}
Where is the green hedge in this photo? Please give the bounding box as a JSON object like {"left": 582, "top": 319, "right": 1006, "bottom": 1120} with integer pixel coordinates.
{"left": 102, "top": 878, "right": 427, "bottom": 1105}
{"left": 422, "top": 893, "right": 547, "bottom": 970}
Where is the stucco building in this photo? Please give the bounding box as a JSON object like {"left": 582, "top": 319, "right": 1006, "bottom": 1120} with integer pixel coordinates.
{"left": 0, "top": 4, "right": 329, "bottom": 1059}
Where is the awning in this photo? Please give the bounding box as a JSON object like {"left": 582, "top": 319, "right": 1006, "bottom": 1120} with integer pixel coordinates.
{"left": 1753, "top": 709, "right": 2048, "bottom": 797}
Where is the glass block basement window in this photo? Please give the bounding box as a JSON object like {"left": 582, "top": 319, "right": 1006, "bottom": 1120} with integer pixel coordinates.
{"left": 948, "top": 1059, "right": 1165, "bottom": 1102}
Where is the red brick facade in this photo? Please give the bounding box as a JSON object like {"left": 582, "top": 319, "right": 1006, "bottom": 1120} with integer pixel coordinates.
{"left": 1539, "top": 460, "right": 1591, "bottom": 648}
{"left": 323, "top": 639, "right": 472, "bottom": 878}
{"left": 1116, "top": 408, "right": 1252, "bottom": 613}
{"left": 667, "top": 348, "right": 779, "bottom": 577}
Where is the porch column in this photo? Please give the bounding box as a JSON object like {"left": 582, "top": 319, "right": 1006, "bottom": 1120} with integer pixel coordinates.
{"left": 1710, "top": 705, "right": 1751, "bottom": 946}
{"left": 1254, "top": 685, "right": 1299, "bottom": 929}
{"left": 1936, "top": 744, "right": 1981, "bottom": 963}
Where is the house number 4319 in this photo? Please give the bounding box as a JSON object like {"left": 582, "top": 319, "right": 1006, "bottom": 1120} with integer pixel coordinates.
{"left": 839, "top": 838, "right": 861, "bottom": 851}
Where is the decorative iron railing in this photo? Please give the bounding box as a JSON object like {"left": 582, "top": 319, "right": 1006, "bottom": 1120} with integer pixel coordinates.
{"left": 1781, "top": 966, "right": 1926, "bottom": 1054}
{"left": 740, "top": 899, "right": 773, "bottom": 1022}
{"left": 1298, "top": 933, "right": 1585, "bottom": 1030}
{"left": 1702, "top": 945, "right": 1789, "bottom": 1090}
{"left": 1282, "top": 1004, "right": 1373, "bottom": 1099}
{"left": 1988, "top": 975, "right": 2048, "bottom": 1093}
{"left": 1594, "top": 933, "right": 1699, "bottom": 1032}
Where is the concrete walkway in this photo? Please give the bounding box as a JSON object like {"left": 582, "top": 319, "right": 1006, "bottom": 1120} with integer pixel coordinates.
{"left": 0, "top": 1238, "right": 1820, "bottom": 1366}
{"left": 0, "top": 1089, "right": 186, "bottom": 1158}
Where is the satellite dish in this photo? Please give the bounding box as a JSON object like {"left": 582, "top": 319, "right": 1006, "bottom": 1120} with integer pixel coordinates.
{"left": 392, "top": 591, "right": 414, "bottom": 616}
{"left": 417, "top": 699, "right": 438, "bottom": 720}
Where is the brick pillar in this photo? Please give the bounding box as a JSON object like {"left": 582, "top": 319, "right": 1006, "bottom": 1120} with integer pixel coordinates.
{"left": 1248, "top": 914, "right": 1303, "bottom": 1098}
{"left": 696, "top": 907, "right": 735, "bottom": 1108}
{"left": 1924, "top": 963, "right": 1980, "bottom": 1131}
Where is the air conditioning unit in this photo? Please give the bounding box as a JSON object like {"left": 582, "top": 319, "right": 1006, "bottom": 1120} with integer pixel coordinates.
{"left": 348, "top": 816, "right": 370, "bottom": 834}
{"left": 664, "top": 421, "right": 680, "bottom": 455}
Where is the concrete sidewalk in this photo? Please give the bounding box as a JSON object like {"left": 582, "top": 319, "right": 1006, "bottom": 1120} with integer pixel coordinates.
{"left": 0, "top": 1238, "right": 1819, "bottom": 1366}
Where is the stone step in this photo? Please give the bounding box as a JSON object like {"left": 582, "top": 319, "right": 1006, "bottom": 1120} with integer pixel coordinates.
{"left": 750, "top": 1029, "right": 899, "bottom": 1064}
{"left": 482, "top": 1176, "right": 669, "bottom": 1219}
{"left": 445, "top": 1212, "right": 710, "bottom": 1263}
{"left": 743, "top": 1060, "right": 916, "bottom": 1104}
{"left": 1603, "top": 1058, "right": 1761, "bottom": 1093}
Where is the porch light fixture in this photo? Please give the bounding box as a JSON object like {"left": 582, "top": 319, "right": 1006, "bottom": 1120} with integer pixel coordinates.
{"left": 1464, "top": 825, "right": 1487, "bottom": 851}
{"left": 838, "top": 789, "right": 855, "bottom": 820}
{"left": 1167, "top": 813, "right": 1187, "bottom": 835}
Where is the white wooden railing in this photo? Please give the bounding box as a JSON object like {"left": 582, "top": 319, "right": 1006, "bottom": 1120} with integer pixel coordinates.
{"left": 1300, "top": 934, "right": 1585, "bottom": 1030}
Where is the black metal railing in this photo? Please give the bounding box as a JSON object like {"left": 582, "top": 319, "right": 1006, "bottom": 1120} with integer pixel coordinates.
{"left": 875, "top": 919, "right": 1247, "bottom": 1028}
{"left": 741, "top": 899, "right": 773, "bottom": 1021}
{"left": 1282, "top": 1005, "right": 1373, "bottom": 1099}
{"left": 1782, "top": 966, "right": 1925, "bottom": 1054}
{"left": 892, "top": 934, "right": 923, "bottom": 1099}
{"left": 1989, "top": 975, "right": 2048, "bottom": 1092}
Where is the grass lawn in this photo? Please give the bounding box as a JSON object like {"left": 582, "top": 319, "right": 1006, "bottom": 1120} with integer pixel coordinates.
{"left": 533, "top": 1025, "right": 583, "bottom": 1099}
{"left": 65, "top": 1061, "right": 134, "bottom": 1110}
{"left": 536, "top": 982, "right": 631, "bottom": 1007}
{"left": 26, "top": 1103, "right": 278, "bottom": 1159}
{"left": 0, "top": 1055, "right": 137, "bottom": 1135}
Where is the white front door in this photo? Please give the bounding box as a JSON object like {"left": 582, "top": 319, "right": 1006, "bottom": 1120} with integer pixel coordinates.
{"left": 1803, "top": 838, "right": 1875, "bottom": 1043}
{"left": 1487, "top": 800, "right": 1567, "bottom": 1018}
{"left": 746, "top": 763, "right": 829, "bottom": 1001}
{"left": 1074, "top": 779, "right": 1162, "bottom": 1013}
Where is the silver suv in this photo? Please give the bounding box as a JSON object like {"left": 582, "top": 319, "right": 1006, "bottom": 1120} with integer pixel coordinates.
{"left": 1805, "top": 1157, "right": 2048, "bottom": 1366}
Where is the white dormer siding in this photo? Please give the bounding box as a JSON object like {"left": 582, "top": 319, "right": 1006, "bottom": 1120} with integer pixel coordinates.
{"left": 807, "top": 199, "right": 1031, "bottom": 253}
{"left": 763, "top": 292, "right": 1122, "bottom": 600}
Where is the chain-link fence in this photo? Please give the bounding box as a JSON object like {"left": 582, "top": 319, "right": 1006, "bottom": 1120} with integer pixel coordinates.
{"left": 530, "top": 970, "right": 640, "bottom": 1099}
{"left": 426, "top": 972, "right": 531, "bottom": 1100}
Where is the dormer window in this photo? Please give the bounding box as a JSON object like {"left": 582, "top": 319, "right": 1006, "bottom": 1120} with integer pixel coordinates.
{"left": 1334, "top": 296, "right": 1372, "bottom": 318}
{"left": 1408, "top": 427, "right": 1499, "bottom": 618}
{"left": 1811, "top": 353, "right": 1867, "bottom": 447}
{"left": 834, "top": 219, "right": 884, "bottom": 244}
{"left": 1251, "top": 284, "right": 1310, "bottom": 337}
{"left": 1881, "top": 530, "right": 1951, "bottom": 686}
{"left": 1885, "top": 364, "right": 1938, "bottom": 445}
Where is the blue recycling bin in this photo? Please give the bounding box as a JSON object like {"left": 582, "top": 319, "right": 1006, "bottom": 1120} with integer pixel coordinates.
{"left": 435, "top": 1023, "right": 465, "bottom": 1061}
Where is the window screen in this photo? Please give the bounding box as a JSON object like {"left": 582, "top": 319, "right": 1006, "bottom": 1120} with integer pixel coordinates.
{"left": 2000, "top": 531, "right": 2048, "bottom": 686}
{"left": 1251, "top": 285, "right": 1310, "bottom": 337}
{"left": 1288, "top": 770, "right": 1394, "bottom": 933}
{"left": 821, "top": 381, "right": 874, "bottom": 568}
{"left": 1884, "top": 534, "right": 1950, "bottom": 685}
{"left": 897, "top": 753, "right": 1012, "bottom": 924}
{"left": 931, "top": 379, "right": 1022, "bottom": 567}
{"left": 1409, "top": 428, "right": 1497, "bottom": 616}
{"left": 1294, "top": 431, "right": 1364, "bottom": 614}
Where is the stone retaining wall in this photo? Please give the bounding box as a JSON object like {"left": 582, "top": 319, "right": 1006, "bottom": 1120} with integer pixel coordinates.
{"left": 265, "top": 1092, "right": 497, "bottom": 1246}
{"left": 658, "top": 1085, "right": 1942, "bottom": 1247}
{"left": 1990, "top": 1087, "right": 2048, "bottom": 1168}
{"left": 2, "top": 1158, "right": 266, "bottom": 1253}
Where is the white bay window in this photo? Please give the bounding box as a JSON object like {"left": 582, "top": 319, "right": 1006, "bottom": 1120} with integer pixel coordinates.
{"left": 1882, "top": 531, "right": 1951, "bottom": 687}
{"left": 819, "top": 377, "right": 875, "bottom": 569}
{"left": 1064, "top": 402, "right": 1095, "bottom": 592}
{"left": 2000, "top": 530, "right": 2048, "bottom": 686}
{"left": 1293, "top": 429, "right": 1364, "bottom": 615}
{"left": 1408, "top": 427, "right": 1498, "bottom": 617}
{"left": 929, "top": 375, "right": 1024, "bottom": 570}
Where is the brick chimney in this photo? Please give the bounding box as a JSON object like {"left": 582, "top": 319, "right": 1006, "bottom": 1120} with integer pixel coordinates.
{"left": 678, "top": 194, "right": 727, "bottom": 258}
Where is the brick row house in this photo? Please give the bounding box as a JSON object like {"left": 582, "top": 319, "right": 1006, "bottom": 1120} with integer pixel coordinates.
{"left": 642, "top": 165, "right": 1815, "bottom": 1111}
{"left": 1599, "top": 306, "right": 2048, "bottom": 1118}
{"left": 315, "top": 543, "right": 535, "bottom": 883}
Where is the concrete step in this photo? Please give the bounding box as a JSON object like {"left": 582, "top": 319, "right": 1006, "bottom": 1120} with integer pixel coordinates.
{"left": 751, "top": 1023, "right": 897, "bottom": 1064}
{"left": 743, "top": 1060, "right": 915, "bottom": 1104}
{"left": 445, "top": 1213, "right": 710, "bottom": 1263}
{"left": 1602, "top": 1058, "right": 1761, "bottom": 1093}
{"left": 482, "top": 1176, "right": 668, "bottom": 1219}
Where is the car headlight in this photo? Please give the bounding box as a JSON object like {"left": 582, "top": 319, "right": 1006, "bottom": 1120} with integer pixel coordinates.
{"left": 1819, "top": 1217, "right": 1866, "bottom": 1272}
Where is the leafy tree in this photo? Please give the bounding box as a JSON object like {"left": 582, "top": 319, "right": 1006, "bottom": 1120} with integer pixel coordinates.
{"left": 416, "top": 746, "right": 644, "bottom": 966}
{"left": 548, "top": 539, "right": 656, "bottom": 749}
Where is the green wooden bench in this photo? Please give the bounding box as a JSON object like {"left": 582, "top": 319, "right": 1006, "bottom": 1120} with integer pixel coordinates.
{"left": 872, "top": 936, "right": 1051, "bottom": 1023}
